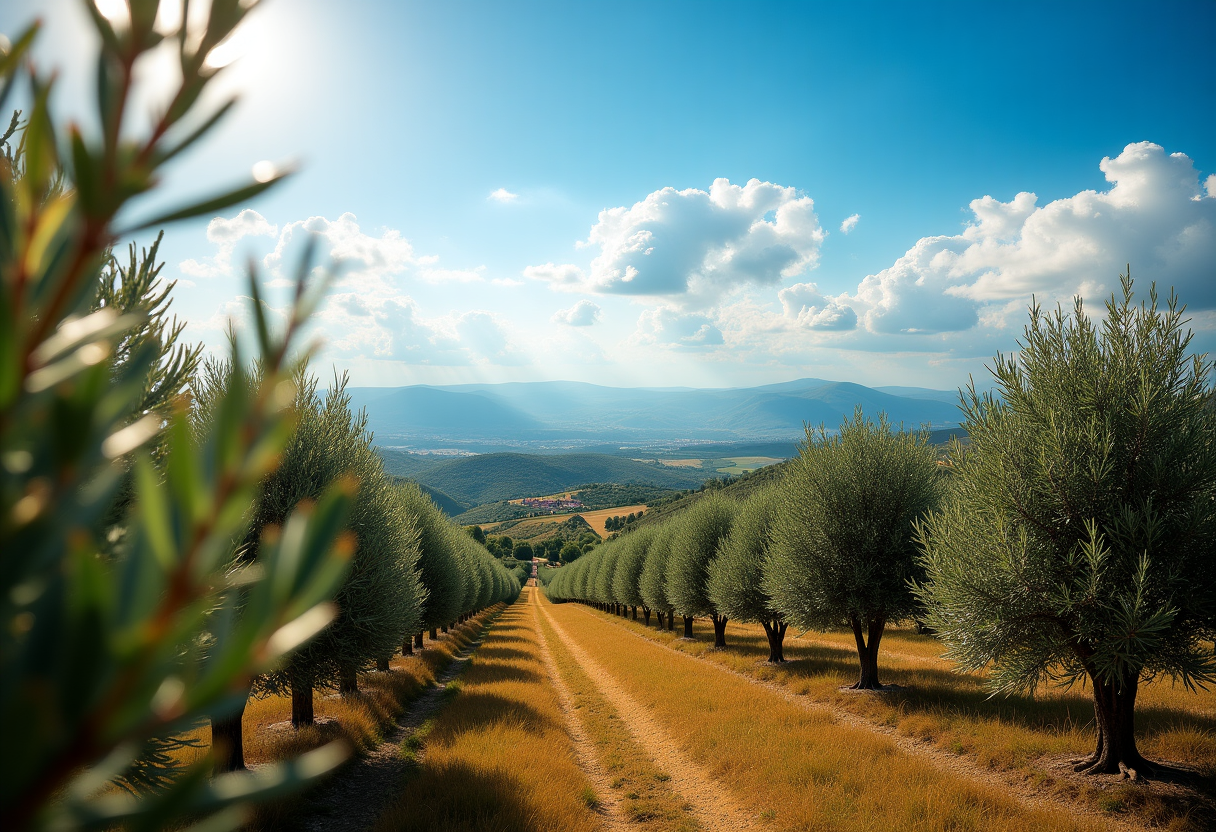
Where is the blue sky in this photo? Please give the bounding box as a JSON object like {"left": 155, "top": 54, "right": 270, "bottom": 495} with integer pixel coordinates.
{"left": 5, "top": 0, "right": 1215, "bottom": 390}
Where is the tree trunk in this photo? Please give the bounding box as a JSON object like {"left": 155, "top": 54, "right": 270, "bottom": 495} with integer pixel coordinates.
{"left": 290, "top": 664, "right": 314, "bottom": 727}
{"left": 430, "top": 627, "right": 438, "bottom": 640}
{"left": 666, "top": 612, "right": 675, "bottom": 631}
{"left": 682, "top": 616, "right": 694, "bottom": 639}
{"left": 761, "top": 619, "right": 787, "bottom": 663}
{"left": 403, "top": 636, "right": 413, "bottom": 656}
{"left": 442, "top": 624, "right": 449, "bottom": 634}
{"left": 377, "top": 656, "right": 390, "bottom": 672}
{"left": 415, "top": 631, "right": 424, "bottom": 649}
{"left": 848, "top": 614, "right": 885, "bottom": 689}
{"left": 339, "top": 663, "right": 359, "bottom": 695}
{"left": 210, "top": 693, "right": 248, "bottom": 772}
{"left": 1074, "top": 672, "right": 1148, "bottom": 774}
{"left": 631, "top": 605, "right": 638, "bottom": 620}
{"left": 710, "top": 614, "right": 728, "bottom": 648}
{"left": 643, "top": 607, "right": 651, "bottom": 625}
{"left": 656, "top": 611, "right": 664, "bottom": 628}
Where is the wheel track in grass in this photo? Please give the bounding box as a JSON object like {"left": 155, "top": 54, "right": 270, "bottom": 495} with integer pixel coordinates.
{"left": 530, "top": 591, "right": 632, "bottom": 831}
{"left": 565, "top": 601, "right": 1145, "bottom": 832}
{"left": 536, "top": 591, "right": 758, "bottom": 832}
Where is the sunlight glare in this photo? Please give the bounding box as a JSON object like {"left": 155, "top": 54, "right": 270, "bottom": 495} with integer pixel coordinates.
{"left": 94, "top": 0, "right": 131, "bottom": 28}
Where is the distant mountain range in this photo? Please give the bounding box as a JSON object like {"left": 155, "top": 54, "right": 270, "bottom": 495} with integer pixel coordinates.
{"left": 385, "top": 452, "right": 710, "bottom": 509}
{"left": 349, "top": 378, "right": 963, "bottom": 450}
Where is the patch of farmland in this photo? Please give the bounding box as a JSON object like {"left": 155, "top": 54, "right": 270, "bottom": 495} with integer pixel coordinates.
{"left": 577, "top": 504, "right": 649, "bottom": 536}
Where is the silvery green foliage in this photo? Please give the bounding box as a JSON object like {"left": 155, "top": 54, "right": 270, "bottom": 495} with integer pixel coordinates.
{"left": 708, "top": 486, "right": 781, "bottom": 624}
{"left": 914, "top": 279, "right": 1216, "bottom": 698}
{"left": 665, "top": 493, "right": 736, "bottom": 619}
{"left": 638, "top": 528, "right": 677, "bottom": 616}
{"left": 765, "top": 410, "right": 942, "bottom": 632}
{"left": 593, "top": 544, "right": 623, "bottom": 604}
{"left": 237, "top": 370, "right": 426, "bottom": 694}
{"left": 397, "top": 483, "right": 465, "bottom": 630}
{"left": 613, "top": 528, "right": 655, "bottom": 609}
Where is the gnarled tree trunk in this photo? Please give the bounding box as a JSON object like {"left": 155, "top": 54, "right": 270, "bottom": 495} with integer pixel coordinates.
{"left": 210, "top": 692, "right": 248, "bottom": 772}
{"left": 290, "top": 664, "right": 314, "bottom": 727}
{"left": 1074, "top": 672, "right": 1148, "bottom": 774}
{"left": 430, "top": 627, "right": 438, "bottom": 640}
{"left": 761, "top": 619, "right": 788, "bottom": 663}
{"left": 666, "top": 612, "right": 675, "bottom": 631}
{"left": 377, "top": 656, "right": 390, "bottom": 672}
{"left": 710, "top": 614, "right": 728, "bottom": 648}
{"left": 848, "top": 613, "right": 885, "bottom": 689}
{"left": 415, "top": 631, "right": 424, "bottom": 649}
{"left": 682, "top": 615, "right": 694, "bottom": 638}
{"left": 642, "top": 607, "right": 651, "bottom": 625}
{"left": 403, "top": 636, "right": 413, "bottom": 656}
{"left": 631, "top": 605, "right": 638, "bottom": 620}
{"left": 339, "top": 663, "right": 359, "bottom": 695}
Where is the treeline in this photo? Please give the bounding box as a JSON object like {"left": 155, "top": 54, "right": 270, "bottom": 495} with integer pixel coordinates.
{"left": 603, "top": 510, "right": 644, "bottom": 532}
{"left": 549, "top": 280, "right": 1216, "bottom": 777}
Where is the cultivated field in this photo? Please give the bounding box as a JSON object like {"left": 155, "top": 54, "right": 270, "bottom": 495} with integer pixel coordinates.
{"left": 577, "top": 505, "right": 650, "bottom": 536}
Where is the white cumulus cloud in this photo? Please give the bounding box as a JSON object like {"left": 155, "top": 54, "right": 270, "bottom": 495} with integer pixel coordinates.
{"left": 840, "top": 214, "right": 860, "bottom": 234}
{"left": 179, "top": 209, "right": 278, "bottom": 278}
{"left": 779, "top": 282, "right": 858, "bottom": 330}
{"left": 635, "top": 308, "right": 725, "bottom": 348}
{"left": 552, "top": 300, "right": 602, "bottom": 326}
{"left": 533, "top": 178, "right": 825, "bottom": 307}
{"left": 844, "top": 142, "right": 1216, "bottom": 334}
{"left": 489, "top": 188, "right": 518, "bottom": 202}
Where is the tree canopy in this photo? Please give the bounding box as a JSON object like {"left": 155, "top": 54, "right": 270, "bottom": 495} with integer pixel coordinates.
{"left": 914, "top": 278, "right": 1216, "bottom": 773}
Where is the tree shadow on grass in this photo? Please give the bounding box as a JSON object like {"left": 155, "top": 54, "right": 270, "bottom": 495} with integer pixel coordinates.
{"left": 431, "top": 692, "right": 559, "bottom": 739}
{"left": 461, "top": 661, "right": 543, "bottom": 686}
{"left": 473, "top": 645, "right": 536, "bottom": 663}
{"left": 375, "top": 759, "right": 588, "bottom": 832}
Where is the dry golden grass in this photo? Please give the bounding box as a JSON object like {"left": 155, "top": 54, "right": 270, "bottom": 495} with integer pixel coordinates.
{"left": 535, "top": 596, "right": 697, "bottom": 831}
{"left": 542, "top": 593, "right": 1109, "bottom": 832}
{"left": 241, "top": 612, "right": 493, "bottom": 767}
{"left": 570, "top": 601, "right": 1216, "bottom": 831}
{"left": 372, "top": 588, "right": 605, "bottom": 832}
{"left": 577, "top": 505, "right": 649, "bottom": 537}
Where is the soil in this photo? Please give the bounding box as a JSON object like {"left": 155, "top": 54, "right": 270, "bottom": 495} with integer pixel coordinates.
{"left": 540, "top": 596, "right": 758, "bottom": 832}
{"left": 295, "top": 618, "right": 496, "bottom": 832}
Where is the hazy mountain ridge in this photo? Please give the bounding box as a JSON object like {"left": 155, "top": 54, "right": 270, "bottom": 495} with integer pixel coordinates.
{"left": 350, "top": 378, "right": 962, "bottom": 449}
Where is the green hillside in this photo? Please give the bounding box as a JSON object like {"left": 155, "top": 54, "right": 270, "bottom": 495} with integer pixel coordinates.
{"left": 414, "top": 452, "right": 711, "bottom": 507}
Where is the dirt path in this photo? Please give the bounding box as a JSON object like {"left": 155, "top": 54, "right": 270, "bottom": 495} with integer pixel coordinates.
{"left": 573, "top": 604, "right": 1144, "bottom": 832}
{"left": 298, "top": 619, "right": 496, "bottom": 832}
{"left": 530, "top": 592, "right": 631, "bottom": 832}
{"left": 538, "top": 594, "right": 758, "bottom": 832}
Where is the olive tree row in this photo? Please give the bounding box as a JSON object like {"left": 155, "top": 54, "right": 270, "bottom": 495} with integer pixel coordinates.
{"left": 547, "top": 415, "right": 942, "bottom": 686}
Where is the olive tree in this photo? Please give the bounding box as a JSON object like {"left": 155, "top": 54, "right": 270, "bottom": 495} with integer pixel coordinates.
{"left": 708, "top": 487, "right": 787, "bottom": 662}
{"left": 667, "top": 495, "right": 736, "bottom": 645}
{"left": 398, "top": 483, "right": 463, "bottom": 645}
{"left": 594, "top": 544, "right": 623, "bottom": 614}
{"left": 613, "top": 528, "right": 654, "bottom": 622}
{"left": 766, "top": 409, "right": 942, "bottom": 689}
{"left": 915, "top": 278, "right": 1216, "bottom": 775}
{"left": 639, "top": 528, "right": 677, "bottom": 630}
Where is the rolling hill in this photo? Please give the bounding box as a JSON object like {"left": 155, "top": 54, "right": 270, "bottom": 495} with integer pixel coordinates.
{"left": 410, "top": 452, "right": 711, "bottom": 507}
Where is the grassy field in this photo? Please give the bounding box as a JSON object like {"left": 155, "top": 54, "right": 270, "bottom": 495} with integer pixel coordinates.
{"left": 560, "top": 599, "right": 1215, "bottom": 831}
{"left": 538, "top": 592, "right": 1112, "bottom": 832}
{"left": 372, "top": 588, "right": 606, "bottom": 832}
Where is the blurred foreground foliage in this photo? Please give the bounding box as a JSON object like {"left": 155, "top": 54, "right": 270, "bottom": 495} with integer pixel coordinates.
{"left": 0, "top": 3, "right": 360, "bottom": 829}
